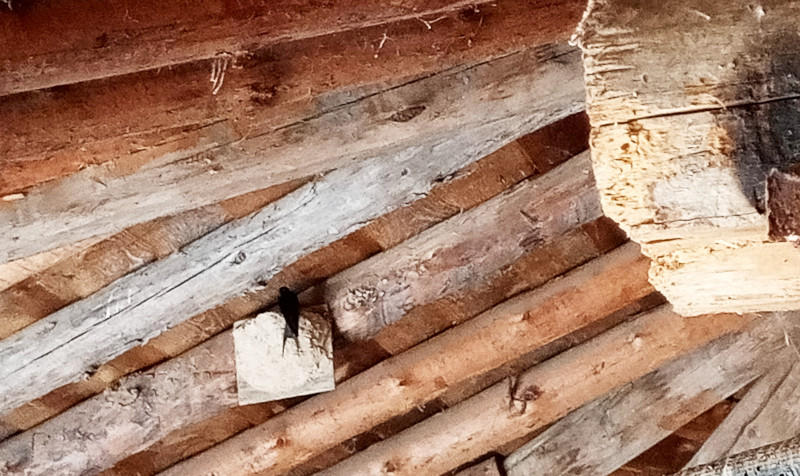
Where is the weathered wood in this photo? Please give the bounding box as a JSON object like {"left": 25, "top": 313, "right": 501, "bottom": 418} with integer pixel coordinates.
{"left": 158, "top": 243, "right": 652, "bottom": 476}
{"left": 0, "top": 0, "right": 487, "bottom": 95}
{"left": 0, "top": 182, "right": 301, "bottom": 340}
{"left": 328, "top": 150, "right": 600, "bottom": 341}
{"left": 674, "top": 435, "right": 800, "bottom": 476}
{"left": 0, "top": 242, "right": 648, "bottom": 476}
{"left": 234, "top": 311, "right": 334, "bottom": 404}
{"left": 610, "top": 401, "right": 736, "bottom": 476}
{"left": 0, "top": 112, "right": 591, "bottom": 444}
{"left": 1, "top": 42, "right": 583, "bottom": 264}
{"left": 1, "top": 0, "right": 584, "bottom": 199}
{"left": 0, "top": 45, "right": 585, "bottom": 415}
{"left": 316, "top": 306, "right": 758, "bottom": 476}
{"left": 576, "top": 0, "right": 800, "bottom": 314}
{"left": 503, "top": 313, "right": 799, "bottom": 476}
{"left": 688, "top": 357, "right": 800, "bottom": 468}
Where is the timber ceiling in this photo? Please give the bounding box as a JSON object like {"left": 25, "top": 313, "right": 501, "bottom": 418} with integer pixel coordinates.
{"left": 0, "top": 0, "right": 798, "bottom": 475}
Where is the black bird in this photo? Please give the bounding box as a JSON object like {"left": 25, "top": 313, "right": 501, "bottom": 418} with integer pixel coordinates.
{"left": 278, "top": 286, "right": 301, "bottom": 354}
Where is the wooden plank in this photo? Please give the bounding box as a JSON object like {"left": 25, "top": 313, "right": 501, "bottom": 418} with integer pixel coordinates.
{"left": 0, "top": 243, "right": 649, "bottom": 476}
{"left": 0, "top": 45, "right": 585, "bottom": 415}
{"left": 157, "top": 243, "right": 653, "bottom": 476}
{"left": 314, "top": 306, "right": 760, "bottom": 476}
{"left": 328, "top": 150, "right": 600, "bottom": 341}
{"left": 1, "top": 42, "right": 584, "bottom": 264}
{"left": 688, "top": 357, "right": 800, "bottom": 468}
{"left": 0, "top": 112, "right": 590, "bottom": 442}
{"left": 1, "top": 0, "right": 584, "bottom": 198}
{"left": 575, "top": 0, "right": 800, "bottom": 315}
{"left": 503, "top": 314, "right": 797, "bottom": 476}
{"left": 0, "top": 182, "right": 302, "bottom": 340}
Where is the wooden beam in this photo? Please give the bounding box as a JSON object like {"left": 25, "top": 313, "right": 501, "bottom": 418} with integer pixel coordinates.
{"left": 0, "top": 45, "right": 584, "bottom": 415}
{"left": 0, "top": 182, "right": 302, "bottom": 340}
{"left": 154, "top": 243, "right": 652, "bottom": 476}
{"left": 576, "top": 0, "right": 800, "bottom": 315}
{"left": 1, "top": 42, "right": 584, "bottom": 264}
{"left": 0, "top": 242, "right": 648, "bottom": 475}
{"left": 1, "top": 0, "right": 584, "bottom": 198}
{"left": 503, "top": 313, "right": 797, "bottom": 476}
{"left": 328, "top": 150, "right": 600, "bottom": 341}
{"left": 687, "top": 358, "right": 800, "bottom": 467}
{"left": 315, "top": 306, "right": 761, "bottom": 476}
{"left": 0, "top": 112, "right": 591, "bottom": 443}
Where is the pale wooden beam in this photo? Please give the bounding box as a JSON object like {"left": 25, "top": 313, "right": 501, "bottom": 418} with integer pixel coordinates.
{"left": 0, "top": 181, "right": 303, "bottom": 340}
{"left": 575, "top": 0, "right": 800, "bottom": 315}
{"left": 327, "top": 150, "right": 601, "bottom": 341}
{"left": 674, "top": 435, "right": 800, "bottom": 476}
{"left": 156, "top": 243, "right": 653, "bottom": 476}
{"left": 315, "top": 306, "right": 761, "bottom": 476}
{"left": 687, "top": 358, "right": 800, "bottom": 467}
{"left": 503, "top": 314, "right": 798, "bottom": 476}
{"left": 0, "top": 45, "right": 585, "bottom": 415}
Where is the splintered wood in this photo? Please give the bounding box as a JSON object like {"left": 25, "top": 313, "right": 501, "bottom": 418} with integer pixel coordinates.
{"left": 576, "top": 0, "right": 800, "bottom": 315}
{"left": 233, "top": 311, "right": 333, "bottom": 405}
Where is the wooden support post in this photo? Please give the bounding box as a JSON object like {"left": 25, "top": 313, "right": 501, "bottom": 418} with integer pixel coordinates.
{"left": 576, "top": 0, "right": 800, "bottom": 315}
{"left": 503, "top": 313, "right": 799, "bottom": 476}
{"left": 157, "top": 243, "right": 653, "bottom": 476}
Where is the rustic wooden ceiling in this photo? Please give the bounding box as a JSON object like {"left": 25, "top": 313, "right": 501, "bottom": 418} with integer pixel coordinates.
{"left": 1, "top": 0, "right": 799, "bottom": 475}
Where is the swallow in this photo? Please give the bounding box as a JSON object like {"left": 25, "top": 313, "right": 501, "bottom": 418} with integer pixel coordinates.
{"left": 278, "top": 287, "right": 300, "bottom": 355}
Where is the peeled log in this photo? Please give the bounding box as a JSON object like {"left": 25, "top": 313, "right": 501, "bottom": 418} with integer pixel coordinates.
{"left": 328, "top": 151, "right": 601, "bottom": 341}
{"left": 576, "top": 0, "right": 800, "bottom": 315}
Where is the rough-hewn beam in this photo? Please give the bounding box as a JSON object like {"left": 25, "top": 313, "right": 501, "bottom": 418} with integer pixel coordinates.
{"left": 674, "top": 435, "right": 800, "bottom": 476}
{"left": 328, "top": 150, "right": 600, "bottom": 341}
{"left": 0, "top": 238, "right": 103, "bottom": 292}
{"left": 687, "top": 358, "right": 800, "bottom": 467}
{"left": 316, "top": 306, "right": 759, "bottom": 476}
{"left": 576, "top": 0, "right": 800, "bottom": 314}
{"left": 1, "top": 42, "right": 583, "bottom": 264}
{"left": 503, "top": 313, "right": 797, "bottom": 476}
{"left": 0, "top": 44, "right": 585, "bottom": 415}
{"left": 158, "top": 243, "right": 652, "bottom": 476}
